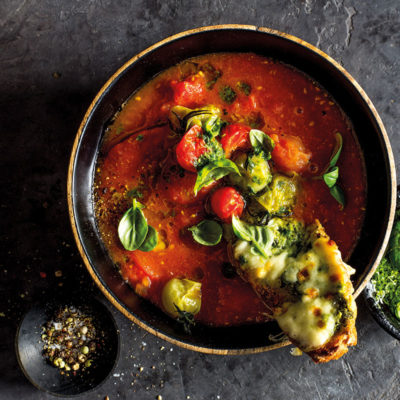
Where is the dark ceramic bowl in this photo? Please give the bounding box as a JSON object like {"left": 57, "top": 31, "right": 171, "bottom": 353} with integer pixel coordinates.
{"left": 363, "top": 187, "right": 400, "bottom": 340}
{"left": 68, "top": 25, "right": 396, "bottom": 354}
{"left": 15, "top": 296, "right": 119, "bottom": 396}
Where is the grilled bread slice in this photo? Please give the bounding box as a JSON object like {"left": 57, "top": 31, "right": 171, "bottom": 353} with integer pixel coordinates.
{"left": 230, "top": 217, "right": 357, "bottom": 363}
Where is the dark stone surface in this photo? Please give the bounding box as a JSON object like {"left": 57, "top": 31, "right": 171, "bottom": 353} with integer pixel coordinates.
{"left": 1, "top": 1, "right": 399, "bottom": 399}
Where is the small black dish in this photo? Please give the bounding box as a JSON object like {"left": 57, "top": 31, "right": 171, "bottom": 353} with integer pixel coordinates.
{"left": 15, "top": 296, "right": 119, "bottom": 396}
{"left": 363, "top": 186, "right": 400, "bottom": 340}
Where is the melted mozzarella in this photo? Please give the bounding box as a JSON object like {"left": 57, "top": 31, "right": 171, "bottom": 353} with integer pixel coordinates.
{"left": 313, "top": 236, "right": 355, "bottom": 277}
{"left": 233, "top": 240, "right": 264, "bottom": 271}
{"left": 233, "top": 240, "right": 288, "bottom": 288}
{"left": 276, "top": 297, "right": 336, "bottom": 350}
{"left": 285, "top": 249, "right": 336, "bottom": 297}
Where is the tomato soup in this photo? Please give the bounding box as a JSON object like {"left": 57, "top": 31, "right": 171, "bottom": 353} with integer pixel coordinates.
{"left": 94, "top": 53, "right": 366, "bottom": 327}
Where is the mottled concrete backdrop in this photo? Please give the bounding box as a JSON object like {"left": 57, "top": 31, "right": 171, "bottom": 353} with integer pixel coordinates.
{"left": 1, "top": 1, "right": 399, "bottom": 399}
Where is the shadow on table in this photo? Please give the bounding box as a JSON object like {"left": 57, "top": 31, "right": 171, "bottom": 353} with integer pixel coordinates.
{"left": 0, "top": 85, "right": 105, "bottom": 395}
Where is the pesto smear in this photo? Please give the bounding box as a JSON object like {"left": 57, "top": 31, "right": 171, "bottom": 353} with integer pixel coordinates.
{"left": 372, "top": 212, "right": 400, "bottom": 320}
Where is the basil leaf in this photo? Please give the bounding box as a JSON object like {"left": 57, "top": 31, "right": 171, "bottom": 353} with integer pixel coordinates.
{"left": 194, "top": 159, "right": 240, "bottom": 195}
{"left": 188, "top": 220, "right": 223, "bottom": 246}
{"left": 232, "top": 216, "right": 273, "bottom": 258}
{"left": 323, "top": 166, "right": 339, "bottom": 188}
{"left": 118, "top": 199, "right": 148, "bottom": 251}
{"left": 318, "top": 132, "right": 345, "bottom": 207}
{"left": 329, "top": 185, "right": 346, "bottom": 207}
{"left": 249, "top": 129, "right": 275, "bottom": 156}
{"left": 249, "top": 129, "right": 266, "bottom": 149}
{"left": 329, "top": 132, "right": 343, "bottom": 169}
{"left": 138, "top": 225, "right": 158, "bottom": 252}
{"left": 203, "top": 115, "right": 225, "bottom": 138}
{"left": 231, "top": 215, "right": 253, "bottom": 242}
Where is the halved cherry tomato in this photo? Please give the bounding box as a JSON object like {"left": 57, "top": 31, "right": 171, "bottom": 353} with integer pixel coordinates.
{"left": 211, "top": 187, "right": 245, "bottom": 222}
{"left": 269, "top": 133, "right": 312, "bottom": 173}
{"left": 176, "top": 125, "right": 208, "bottom": 172}
{"left": 170, "top": 76, "right": 206, "bottom": 107}
{"left": 220, "top": 124, "right": 251, "bottom": 158}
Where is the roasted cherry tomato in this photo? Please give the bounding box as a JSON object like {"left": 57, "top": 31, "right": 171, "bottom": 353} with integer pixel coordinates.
{"left": 162, "top": 278, "right": 202, "bottom": 318}
{"left": 211, "top": 186, "right": 245, "bottom": 222}
{"left": 269, "top": 133, "right": 312, "bottom": 173}
{"left": 170, "top": 76, "right": 206, "bottom": 108}
{"left": 220, "top": 124, "right": 251, "bottom": 158}
{"left": 176, "top": 125, "right": 208, "bottom": 172}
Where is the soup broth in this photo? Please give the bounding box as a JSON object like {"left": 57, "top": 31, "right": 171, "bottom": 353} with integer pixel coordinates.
{"left": 94, "top": 53, "right": 366, "bottom": 326}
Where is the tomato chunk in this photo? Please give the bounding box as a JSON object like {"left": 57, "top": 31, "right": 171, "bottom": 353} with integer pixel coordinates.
{"left": 176, "top": 125, "right": 208, "bottom": 172}
{"left": 269, "top": 133, "right": 311, "bottom": 173}
{"left": 165, "top": 169, "right": 217, "bottom": 205}
{"left": 171, "top": 76, "right": 206, "bottom": 107}
{"left": 211, "top": 187, "right": 245, "bottom": 222}
{"left": 220, "top": 124, "right": 251, "bottom": 158}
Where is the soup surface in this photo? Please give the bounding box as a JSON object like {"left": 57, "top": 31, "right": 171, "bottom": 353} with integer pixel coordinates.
{"left": 94, "top": 53, "right": 366, "bottom": 326}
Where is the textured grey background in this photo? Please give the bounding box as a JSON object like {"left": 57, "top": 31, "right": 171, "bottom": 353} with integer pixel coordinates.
{"left": 1, "top": 1, "right": 400, "bottom": 399}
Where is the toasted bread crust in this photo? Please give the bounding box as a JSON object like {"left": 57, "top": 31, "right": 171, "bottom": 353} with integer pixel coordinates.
{"left": 307, "top": 315, "right": 357, "bottom": 362}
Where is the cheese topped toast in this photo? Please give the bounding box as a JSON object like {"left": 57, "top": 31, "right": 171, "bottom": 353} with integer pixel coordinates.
{"left": 230, "top": 217, "right": 357, "bottom": 363}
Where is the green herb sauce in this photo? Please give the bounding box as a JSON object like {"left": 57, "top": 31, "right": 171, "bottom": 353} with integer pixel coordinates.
{"left": 372, "top": 218, "right": 400, "bottom": 320}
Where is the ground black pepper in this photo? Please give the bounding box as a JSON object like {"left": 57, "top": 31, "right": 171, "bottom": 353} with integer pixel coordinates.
{"left": 41, "top": 306, "right": 102, "bottom": 375}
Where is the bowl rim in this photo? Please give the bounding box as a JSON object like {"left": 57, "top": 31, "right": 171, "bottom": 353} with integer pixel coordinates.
{"left": 67, "top": 24, "right": 397, "bottom": 355}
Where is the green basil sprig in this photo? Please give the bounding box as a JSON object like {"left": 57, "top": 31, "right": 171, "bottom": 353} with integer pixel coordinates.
{"left": 249, "top": 129, "right": 275, "bottom": 156}
{"left": 320, "top": 132, "right": 345, "bottom": 207}
{"left": 329, "top": 185, "right": 345, "bottom": 207}
{"left": 194, "top": 159, "right": 240, "bottom": 195}
{"left": 188, "top": 220, "right": 223, "bottom": 246}
{"left": 203, "top": 114, "right": 225, "bottom": 138}
{"left": 118, "top": 199, "right": 158, "bottom": 252}
{"left": 232, "top": 215, "right": 273, "bottom": 258}
{"left": 323, "top": 166, "right": 339, "bottom": 188}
